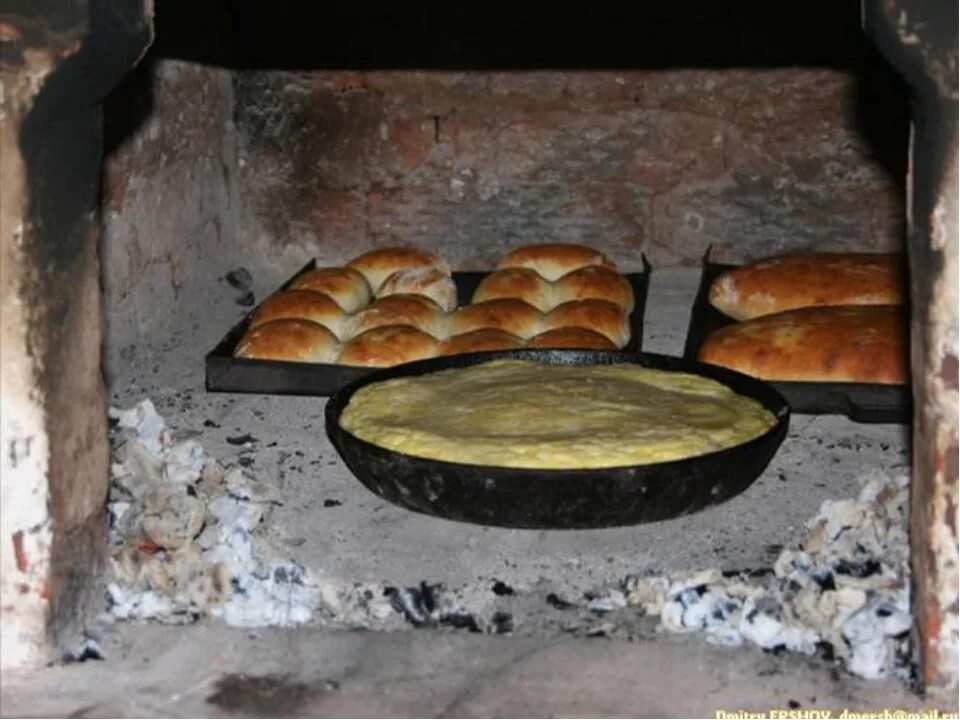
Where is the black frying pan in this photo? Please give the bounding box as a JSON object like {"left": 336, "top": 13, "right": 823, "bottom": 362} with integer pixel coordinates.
{"left": 325, "top": 350, "right": 790, "bottom": 529}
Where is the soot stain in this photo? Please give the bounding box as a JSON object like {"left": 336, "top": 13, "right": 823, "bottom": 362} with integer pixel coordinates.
{"left": 207, "top": 673, "right": 337, "bottom": 716}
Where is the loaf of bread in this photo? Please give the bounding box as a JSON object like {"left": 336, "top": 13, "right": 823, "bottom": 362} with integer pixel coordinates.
{"left": 249, "top": 290, "right": 350, "bottom": 339}
{"left": 235, "top": 319, "right": 340, "bottom": 363}
{"left": 553, "top": 265, "right": 635, "bottom": 312}
{"left": 544, "top": 299, "right": 630, "bottom": 348}
{"left": 709, "top": 252, "right": 905, "bottom": 321}
{"left": 471, "top": 268, "right": 554, "bottom": 311}
{"left": 438, "top": 329, "right": 525, "bottom": 356}
{"left": 378, "top": 267, "right": 458, "bottom": 312}
{"left": 351, "top": 295, "right": 448, "bottom": 339}
{"left": 527, "top": 327, "right": 618, "bottom": 350}
{"left": 697, "top": 305, "right": 907, "bottom": 384}
{"left": 347, "top": 247, "right": 450, "bottom": 293}
{"left": 497, "top": 243, "right": 615, "bottom": 281}
{"left": 447, "top": 299, "right": 544, "bottom": 339}
{"left": 288, "top": 267, "right": 372, "bottom": 313}
{"left": 338, "top": 326, "right": 440, "bottom": 367}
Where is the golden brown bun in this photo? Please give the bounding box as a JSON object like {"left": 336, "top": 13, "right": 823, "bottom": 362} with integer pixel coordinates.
{"left": 338, "top": 326, "right": 440, "bottom": 367}
{"left": 497, "top": 243, "right": 615, "bottom": 281}
{"left": 527, "top": 327, "right": 618, "bottom": 350}
{"left": 378, "top": 267, "right": 458, "bottom": 312}
{"left": 249, "top": 290, "right": 351, "bottom": 339}
{"left": 447, "top": 299, "right": 545, "bottom": 339}
{"left": 553, "top": 265, "right": 635, "bottom": 312}
{"left": 347, "top": 247, "right": 451, "bottom": 292}
{"left": 438, "top": 329, "right": 525, "bottom": 356}
{"left": 709, "top": 252, "right": 905, "bottom": 321}
{"left": 544, "top": 299, "right": 630, "bottom": 348}
{"left": 697, "top": 305, "right": 907, "bottom": 384}
{"left": 351, "top": 294, "right": 448, "bottom": 338}
{"left": 472, "top": 268, "right": 554, "bottom": 311}
{"left": 235, "top": 319, "right": 340, "bottom": 363}
{"left": 288, "top": 267, "right": 372, "bottom": 313}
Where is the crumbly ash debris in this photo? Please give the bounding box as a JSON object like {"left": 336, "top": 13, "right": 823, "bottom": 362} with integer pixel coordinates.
{"left": 600, "top": 470, "right": 914, "bottom": 681}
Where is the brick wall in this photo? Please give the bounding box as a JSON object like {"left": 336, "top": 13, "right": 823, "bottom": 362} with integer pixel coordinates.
{"left": 236, "top": 69, "right": 907, "bottom": 270}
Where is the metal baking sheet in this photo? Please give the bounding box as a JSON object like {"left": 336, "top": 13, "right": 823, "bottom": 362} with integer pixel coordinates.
{"left": 325, "top": 349, "right": 790, "bottom": 529}
{"left": 206, "top": 258, "right": 652, "bottom": 397}
{"left": 682, "top": 253, "right": 910, "bottom": 423}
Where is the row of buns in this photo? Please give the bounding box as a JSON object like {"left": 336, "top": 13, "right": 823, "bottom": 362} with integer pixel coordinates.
{"left": 698, "top": 252, "right": 907, "bottom": 384}
{"left": 234, "top": 244, "right": 633, "bottom": 367}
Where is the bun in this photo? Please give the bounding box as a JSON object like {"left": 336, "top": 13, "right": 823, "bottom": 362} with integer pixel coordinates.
{"left": 545, "top": 299, "right": 630, "bottom": 348}
{"left": 438, "top": 329, "right": 525, "bottom": 356}
{"left": 378, "top": 267, "right": 458, "bottom": 312}
{"left": 235, "top": 320, "right": 339, "bottom": 363}
{"left": 553, "top": 265, "right": 635, "bottom": 312}
{"left": 472, "top": 268, "right": 554, "bottom": 311}
{"left": 249, "top": 290, "right": 350, "bottom": 339}
{"left": 351, "top": 295, "right": 448, "bottom": 338}
{"left": 497, "top": 243, "right": 615, "bottom": 281}
{"left": 347, "top": 247, "right": 450, "bottom": 292}
{"left": 527, "top": 327, "right": 617, "bottom": 350}
{"left": 709, "top": 252, "right": 905, "bottom": 321}
{"left": 288, "top": 267, "right": 372, "bottom": 313}
{"left": 338, "top": 326, "right": 440, "bottom": 367}
{"left": 447, "top": 299, "right": 544, "bottom": 339}
{"left": 697, "top": 305, "right": 907, "bottom": 384}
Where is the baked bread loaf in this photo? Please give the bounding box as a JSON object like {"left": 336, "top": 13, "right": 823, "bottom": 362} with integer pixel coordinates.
{"left": 497, "top": 243, "right": 615, "bottom": 281}
{"left": 472, "top": 268, "right": 554, "bottom": 311}
{"left": 438, "top": 329, "right": 525, "bottom": 356}
{"left": 697, "top": 305, "right": 907, "bottom": 384}
{"left": 235, "top": 319, "right": 339, "bottom": 363}
{"left": 709, "top": 252, "right": 905, "bottom": 321}
{"left": 339, "top": 326, "right": 440, "bottom": 367}
{"left": 288, "top": 267, "right": 372, "bottom": 313}
{"left": 447, "top": 299, "right": 544, "bottom": 339}
{"left": 378, "top": 267, "right": 458, "bottom": 312}
{"left": 553, "top": 265, "right": 635, "bottom": 312}
{"left": 544, "top": 299, "right": 630, "bottom": 348}
{"left": 249, "top": 290, "right": 350, "bottom": 339}
{"left": 347, "top": 247, "right": 450, "bottom": 292}
{"left": 352, "top": 295, "right": 448, "bottom": 338}
{"left": 527, "top": 327, "right": 617, "bottom": 350}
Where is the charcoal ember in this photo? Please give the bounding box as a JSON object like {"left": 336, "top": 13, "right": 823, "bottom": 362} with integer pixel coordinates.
{"left": 224, "top": 267, "right": 253, "bottom": 291}
{"left": 140, "top": 486, "right": 206, "bottom": 550}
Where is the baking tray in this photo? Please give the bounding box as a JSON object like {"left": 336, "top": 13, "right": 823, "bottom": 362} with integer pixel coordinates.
{"left": 682, "top": 254, "right": 910, "bottom": 423}
{"left": 206, "top": 258, "right": 652, "bottom": 397}
{"left": 325, "top": 349, "right": 790, "bottom": 529}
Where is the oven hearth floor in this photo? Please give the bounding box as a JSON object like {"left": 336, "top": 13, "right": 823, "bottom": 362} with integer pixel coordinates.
{"left": 108, "top": 267, "right": 907, "bottom": 603}
{"left": 4, "top": 622, "right": 942, "bottom": 718}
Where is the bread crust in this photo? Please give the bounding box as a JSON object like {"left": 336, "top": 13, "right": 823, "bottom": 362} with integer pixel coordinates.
{"left": 553, "top": 265, "right": 635, "bottom": 311}
{"left": 288, "top": 267, "right": 372, "bottom": 313}
{"left": 250, "top": 290, "right": 350, "bottom": 339}
{"left": 352, "top": 294, "right": 447, "bottom": 338}
{"left": 697, "top": 305, "right": 907, "bottom": 384}
{"left": 544, "top": 299, "right": 630, "bottom": 348}
{"left": 472, "top": 268, "right": 554, "bottom": 311}
{"left": 527, "top": 327, "right": 617, "bottom": 350}
{"left": 235, "top": 319, "right": 340, "bottom": 363}
{"left": 347, "top": 247, "right": 450, "bottom": 292}
{"left": 497, "top": 243, "right": 615, "bottom": 281}
{"left": 378, "top": 267, "right": 458, "bottom": 311}
{"left": 338, "top": 326, "right": 440, "bottom": 367}
{"left": 709, "top": 252, "right": 905, "bottom": 321}
{"left": 438, "top": 329, "right": 525, "bottom": 356}
{"left": 447, "top": 299, "right": 544, "bottom": 339}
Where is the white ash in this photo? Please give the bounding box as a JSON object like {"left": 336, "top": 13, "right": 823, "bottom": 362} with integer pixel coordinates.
{"left": 603, "top": 470, "right": 913, "bottom": 681}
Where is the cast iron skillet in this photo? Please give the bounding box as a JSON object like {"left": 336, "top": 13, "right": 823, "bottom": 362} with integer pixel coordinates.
{"left": 325, "top": 350, "right": 790, "bottom": 529}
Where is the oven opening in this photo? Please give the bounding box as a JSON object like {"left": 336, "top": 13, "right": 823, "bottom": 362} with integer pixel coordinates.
{"left": 1, "top": 0, "right": 956, "bottom": 714}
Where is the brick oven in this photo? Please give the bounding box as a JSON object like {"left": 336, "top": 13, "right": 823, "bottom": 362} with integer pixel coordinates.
{"left": 1, "top": 0, "right": 956, "bottom": 714}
